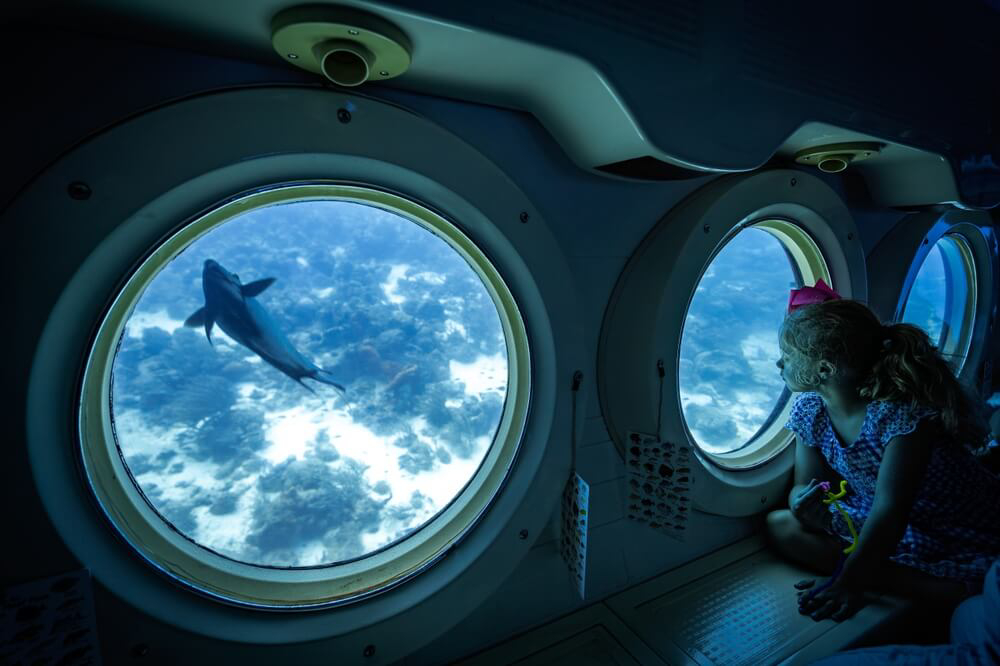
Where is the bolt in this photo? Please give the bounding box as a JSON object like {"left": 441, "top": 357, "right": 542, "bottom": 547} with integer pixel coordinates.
{"left": 519, "top": 529, "right": 529, "bottom": 540}
{"left": 287, "top": 53, "right": 299, "bottom": 59}
{"left": 363, "top": 644, "right": 376, "bottom": 657}
{"left": 703, "top": 224, "right": 711, "bottom": 234}
{"left": 338, "top": 108, "right": 352, "bottom": 124}
{"left": 68, "top": 181, "right": 92, "bottom": 200}
{"left": 790, "top": 178, "right": 797, "bottom": 186}
{"left": 519, "top": 212, "right": 529, "bottom": 224}
{"left": 131, "top": 644, "right": 149, "bottom": 658}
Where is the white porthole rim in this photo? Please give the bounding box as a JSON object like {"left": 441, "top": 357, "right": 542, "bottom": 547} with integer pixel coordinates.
{"left": 936, "top": 234, "right": 977, "bottom": 371}
{"left": 676, "top": 217, "right": 833, "bottom": 470}
{"left": 894, "top": 218, "right": 994, "bottom": 383}
{"left": 76, "top": 181, "right": 533, "bottom": 610}
{"left": 597, "top": 170, "right": 863, "bottom": 517}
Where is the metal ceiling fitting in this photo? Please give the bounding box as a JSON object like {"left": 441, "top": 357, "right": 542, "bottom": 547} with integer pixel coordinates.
{"left": 794, "top": 142, "right": 884, "bottom": 173}
{"left": 272, "top": 6, "right": 412, "bottom": 87}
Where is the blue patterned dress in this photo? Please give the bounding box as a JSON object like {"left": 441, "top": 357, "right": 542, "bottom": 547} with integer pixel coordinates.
{"left": 785, "top": 392, "right": 1000, "bottom": 589}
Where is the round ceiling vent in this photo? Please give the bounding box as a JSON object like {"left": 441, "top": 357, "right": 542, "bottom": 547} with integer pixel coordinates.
{"left": 794, "top": 142, "right": 884, "bottom": 173}
{"left": 272, "top": 6, "right": 412, "bottom": 87}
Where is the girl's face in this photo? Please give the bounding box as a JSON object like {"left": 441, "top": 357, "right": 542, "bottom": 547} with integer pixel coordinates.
{"left": 776, "top": 339, "right": 815, "bottom": 392}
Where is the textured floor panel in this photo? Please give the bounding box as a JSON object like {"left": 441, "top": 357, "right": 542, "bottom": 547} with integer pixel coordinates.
{"left": 608, "top": 539, "right": 912, "bottom": 665}
{"left": 647, "top": 553, "right": 824, "bottom": 665}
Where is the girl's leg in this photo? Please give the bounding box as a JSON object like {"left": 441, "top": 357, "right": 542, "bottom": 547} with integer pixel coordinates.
{"left": 765, "top": 509, "right": 971, "bottom": 605}
{"left": 765, "top": 509, "right": 844, "bottom": 574}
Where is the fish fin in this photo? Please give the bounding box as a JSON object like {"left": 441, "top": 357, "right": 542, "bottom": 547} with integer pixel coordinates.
{"left": 241, "top": 278, "right": 276, "bottom": 298}
{"left": 184, "top": 307, "right": 206, "bottom": 328}
{"left": 204, "top": 317, "right": 215, "bottom": 346}
{"left": 294, "top": 377, "right": 317, "bottom": 395}
{"left": 312, "top": 369, "right": 347, "bottom": 394}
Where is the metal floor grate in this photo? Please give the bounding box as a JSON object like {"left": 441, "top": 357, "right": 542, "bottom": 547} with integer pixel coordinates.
{"left": 613, "top": 544, "right": 858, "bottom": 665}
{"left": 676, "top": 566, "right": 791, "bottom": 665}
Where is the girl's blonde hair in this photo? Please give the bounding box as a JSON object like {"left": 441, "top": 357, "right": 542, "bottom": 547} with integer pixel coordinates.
{"left": 780, "top": 299, "right": 988, "bottom": 447}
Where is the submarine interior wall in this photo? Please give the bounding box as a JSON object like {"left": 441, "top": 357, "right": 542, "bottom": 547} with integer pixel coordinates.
{"left": 3, "top": 11, "right": 998, "bottom": 665}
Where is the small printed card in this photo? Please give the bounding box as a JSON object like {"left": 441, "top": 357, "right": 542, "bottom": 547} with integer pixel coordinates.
{"left": 625, "top": 431, "right": 694, "bottom": 541}
{"left": 560, "top": 471, "right": 590, "bottom": 600}
{"left": 1, "top": 569, "right": 102, "bottom": 666}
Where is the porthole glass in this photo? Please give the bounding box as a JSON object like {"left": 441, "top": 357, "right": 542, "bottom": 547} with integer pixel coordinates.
{"left": 901, "top": 234, "right": 977, "bottom": 371}
{"left": 678, "top": 221, "right": 830, "bottom": 463}
{"left": 79, "top": 184, "right": 530, "bottom": 607}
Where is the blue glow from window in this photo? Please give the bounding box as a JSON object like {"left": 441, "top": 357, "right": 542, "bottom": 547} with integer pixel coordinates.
{"left": 678, "top": 228, "right": 794, "bottom": 455}
{"left": 111, "top": 200, "right": 507, "bottom": 567}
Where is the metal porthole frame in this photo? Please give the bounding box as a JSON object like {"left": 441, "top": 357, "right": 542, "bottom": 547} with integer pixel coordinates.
{"left": 598, "top": 170, "right": 866, "bottom": 517}
{"left": 78, "top": 183, "right": 530, "bottom": 609}
{"left": 18, "top": 86, "right": 585, "bottom": 650}
{"left": 867, "top": 209, "right": 997, "bottom": 387}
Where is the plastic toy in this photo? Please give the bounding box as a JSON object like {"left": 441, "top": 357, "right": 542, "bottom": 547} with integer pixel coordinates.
{"left": 798, "top": 480, "right": 859, "bottom": 606}
{"left": 820, "top": 480, "right": 858, "bottom": 554}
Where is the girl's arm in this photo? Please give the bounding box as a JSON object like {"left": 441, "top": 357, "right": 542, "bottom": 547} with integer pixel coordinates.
{"left": 837, "top": 424, "right": 933, "bottom": 587}
{"left": 789, "top": 437, "right": 844, "bottom": 507}
{"left": 788, "top": 438, "right": 845, "bottom": 533}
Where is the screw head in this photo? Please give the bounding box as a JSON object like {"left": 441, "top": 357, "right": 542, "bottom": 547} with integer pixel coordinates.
{"left": 348, "top": 29, "right": 360, "bottom": 35}
{"left": 703, "top": 224, "right": 711, "bottom": 234}
{"left": 519, "top": 212, "right": 529, "bottom": 224}
{"left": 131, "top": 644, "right": 150, "bottom": 658}
{"left": 847, "top": 232, "right": 854, "bottom": 240}
{"left": 760, "top": 496, "right": 767, "bottom": 504}
{"left": 379, "top": 70, "right": 389, "bottom": 76}
{"left": 68, "top": 181, "right": 92, "bottom": 200}
{"left": 790, "top": 178, "right": 798, "bottom": 186}
{"left": 287, "top": 53, "right": 299, "bottom": 59}
{"left": 363, "top": 645, "right": 376, "bottom": 657}
{"left": 923, "top": 238, "right": 929, "bottom": 245}
{"left": 518, "top": 529, "right": 529, "bottom": 539}
{"left": 338, "top": 108, "right": 352, "bottom": 124}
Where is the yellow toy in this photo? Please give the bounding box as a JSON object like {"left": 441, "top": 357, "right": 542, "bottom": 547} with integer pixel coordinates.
{"left": 798, "top": 480, "right": 858, "bottom": 604}
{"left": 820, "top": 480, "right": 859, "bottom": 554}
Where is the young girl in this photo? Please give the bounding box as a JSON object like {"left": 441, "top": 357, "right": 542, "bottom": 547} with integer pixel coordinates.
{"left": 765, "top": 286, "right": 1000, "bottom": 623}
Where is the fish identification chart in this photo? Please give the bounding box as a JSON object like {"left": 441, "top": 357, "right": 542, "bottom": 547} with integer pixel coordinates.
{"left": 625, "top": 431, "right": 693, "bottom": 541}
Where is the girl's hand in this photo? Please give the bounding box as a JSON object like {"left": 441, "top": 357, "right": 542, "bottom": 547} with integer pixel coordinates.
{"left": 794, "top": 577, "right": 865, "bottom": 622}
{"left": 791, "top": 479, "right": 833, "bottom": 533}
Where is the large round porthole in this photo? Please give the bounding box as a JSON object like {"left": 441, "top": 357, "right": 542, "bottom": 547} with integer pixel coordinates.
{"left": 901, "top": 233, "right": 976, "bottom": 372}
{"left": 867, "top": 210, "right": 996, "bottom": 387}
{"left": 599, "top": 170, "right": 865, "bottom": 517}
{"left": 78, "top": 183, "right": 531, "bottom": 608}
{"left": 679, "top": 221, "right": 829, "bottom": 460}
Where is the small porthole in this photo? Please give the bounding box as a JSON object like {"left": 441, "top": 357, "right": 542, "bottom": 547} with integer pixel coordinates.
{"left": 678, "top": 220, "right": 831, "bottom": 468}
{"left": 901, "top": 233, "right": 977, "bottom": 373}
{"left": 78, "top": 183, "right": 530, "bottom": 608}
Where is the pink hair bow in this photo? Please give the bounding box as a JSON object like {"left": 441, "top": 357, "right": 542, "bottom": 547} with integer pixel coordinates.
{"left": 788, "top": 278, "right": 841, "bottom": 313}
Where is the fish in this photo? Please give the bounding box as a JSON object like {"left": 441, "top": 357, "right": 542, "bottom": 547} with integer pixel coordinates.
{"left": 184, "top": 259, "right": 346, "bottom": 394}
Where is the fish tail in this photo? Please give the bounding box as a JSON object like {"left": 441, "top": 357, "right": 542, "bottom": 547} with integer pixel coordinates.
{"left": 312, "top": 369, "right": 347, "bottom": 394}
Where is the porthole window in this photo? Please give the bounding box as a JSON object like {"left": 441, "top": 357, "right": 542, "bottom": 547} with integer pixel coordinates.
{"left": 79, "top": 183, "right": 531, "bottom": 607}
{"left": 901, "top": 233, "right": 977, "bottom": 372}
{"left": 678, "top": 220, "right": 831, "bottom": 466}
{"left": 600, "top": 170, "right": 865, "bottom": 515}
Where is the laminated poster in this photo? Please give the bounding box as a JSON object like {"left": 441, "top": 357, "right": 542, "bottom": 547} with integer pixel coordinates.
{"left": 625, "top": 431, "right": 694, "bottom": 541}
